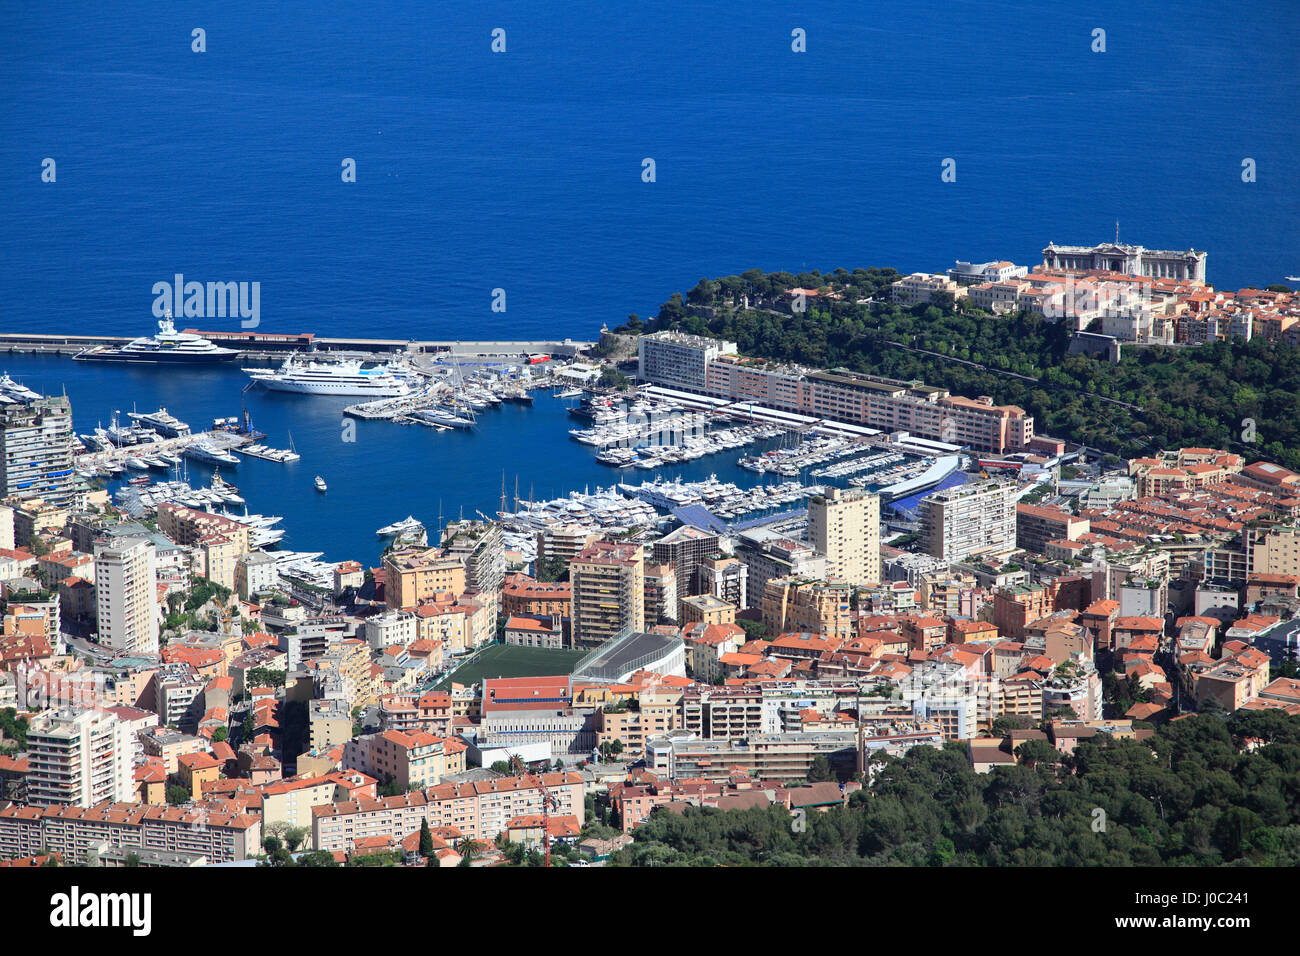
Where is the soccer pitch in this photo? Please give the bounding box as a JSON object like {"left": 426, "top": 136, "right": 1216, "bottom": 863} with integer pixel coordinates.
{"left": 432, "top": 642, "right": 587, "bottom": 690}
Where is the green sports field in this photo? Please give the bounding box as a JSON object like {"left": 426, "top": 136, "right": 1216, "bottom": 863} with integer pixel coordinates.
{"left": 432, "top": 642, "right": 586, "bottom": 690}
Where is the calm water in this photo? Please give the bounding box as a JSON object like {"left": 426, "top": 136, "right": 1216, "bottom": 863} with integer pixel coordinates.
{"left": 1, "top": 1, "right": 1297, "bottom": 343}
{"left": 2, "top": 354, "right": 789, "bottom": 563}
{"left": 2, "top": 2, "right": 1297, "bottom": 558}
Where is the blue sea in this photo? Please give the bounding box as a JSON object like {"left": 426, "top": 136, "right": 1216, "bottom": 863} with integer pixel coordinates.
{"left": 0, "top": 1, "right": 1297, "bottom": 562}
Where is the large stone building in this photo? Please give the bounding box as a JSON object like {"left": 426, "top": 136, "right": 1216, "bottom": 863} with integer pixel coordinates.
{"left": 1041, "top": 241, "right": 1207, "bottom": 284}
{"left": 637, "top": 331, "right": 1033, "bottom": 454}
{"left": 761, "top": 576, "right": 853, "bottom": 639}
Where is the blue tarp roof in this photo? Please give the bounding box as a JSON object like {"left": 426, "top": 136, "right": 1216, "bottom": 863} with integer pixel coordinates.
{"left": 888, "top": 470, "right": 970, "bottom": 520}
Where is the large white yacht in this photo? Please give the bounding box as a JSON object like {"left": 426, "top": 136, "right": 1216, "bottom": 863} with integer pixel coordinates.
{"left": 244, "top": 353, "right": 414, "bottom": 396}
{"left": 74, "top": 312, "right": 240, "bottom": 363}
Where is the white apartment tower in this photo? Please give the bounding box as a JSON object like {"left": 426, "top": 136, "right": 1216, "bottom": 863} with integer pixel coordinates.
{"left": 94, "top": 536, "right": 159, "bottom": 655}
{"left": 25, "top": 708, "right": 134, "bottom": 807}
{"left": 807, "top": 487, "right": 881, "bottom": 587}
{"left": 919, "top": 480, "right": 1016, "bottom": 562}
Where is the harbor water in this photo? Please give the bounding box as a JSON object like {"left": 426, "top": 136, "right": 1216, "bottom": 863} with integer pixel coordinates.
{"left": 2, "top": 354, "right": 796, "bottom": 564}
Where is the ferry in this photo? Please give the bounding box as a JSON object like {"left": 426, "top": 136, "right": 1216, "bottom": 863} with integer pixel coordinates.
{"left": 74, "top": 313, "right": 240, "bottom": 364}
{"left": 245, "top": 354, "right": 414, "bottom": 397}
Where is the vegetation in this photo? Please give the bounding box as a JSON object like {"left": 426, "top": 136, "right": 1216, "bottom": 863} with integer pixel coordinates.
{"left": 246, "top": 667, "right": 286, "bottom": 689}
{"left": 0, "top": 708, "right": 30, "bottom": 750}
{"left": 618, "top": 268, "right": 1300, "bottom": 469}
{"left": 611, "top": 712, "right": 1300, "bottom": 867}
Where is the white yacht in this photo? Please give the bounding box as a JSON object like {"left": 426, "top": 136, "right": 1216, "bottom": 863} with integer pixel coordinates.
{"left": 74, "top": 312, "right": 240, "bottom": 364}
{"left": 314, "top": 476, "right": 327, "bottom": 492}
{"left": 245, "top": 353, "right": 414, "bottom": 397}
{"left": 377, "top": 515, "right": 423, "bottom": 536}
{"left": 184, "top": 441, "right": 240, "bottom": 466}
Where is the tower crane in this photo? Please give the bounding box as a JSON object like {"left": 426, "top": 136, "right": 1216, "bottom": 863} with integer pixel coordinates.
{"left": 511, "top": 753, "right": 558, "bottom": 867}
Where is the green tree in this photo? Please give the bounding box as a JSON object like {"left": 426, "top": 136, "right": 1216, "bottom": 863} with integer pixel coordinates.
{"left": 419, "top": 818, "right": 435, "bottom": 858}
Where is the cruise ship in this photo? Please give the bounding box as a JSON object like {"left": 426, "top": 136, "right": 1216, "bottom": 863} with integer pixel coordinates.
{"left": 244, "top": 354, "right": 414, "bottom": 397}
{"left": 74, "top": 313, "right": 240, "bottom": 364}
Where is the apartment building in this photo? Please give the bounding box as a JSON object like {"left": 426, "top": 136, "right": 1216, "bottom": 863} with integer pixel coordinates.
{"left": 920, "top": 480, "right": 1017, "bottom": 562}
{"left": 637, "top": 330, "right": 737, "bottom": 391}
{"left": 382, "top": 547, "right": 467, "bottom": 610}
{"left": 808, "top": 487, "right": 881, "bottom": 587}
{"left": 735, "top": 529, "right": 828, "bottom": 600}
{"left": 343, "top": 730, "right": 467, "bottom": 790}
{"left": 93, "top": 536, "right": 159, "bottom": 655}
{"left": 156, "top": 504, "right": 251, "bottom": 590}
{"left": 1016, "top": 503, "right": 1089, "bottom": 555}
{"left": 570, "top": 540, "right": 645, "bottom": 650}
{"left": 311, "top": 773, "right": 585, "bottom": 852}
{"left": 891, "top": 272, "right": 966, "bottom": 307}
{"left": 761, "top": 576, "right": 853, "bottom": 639}
{"left": 24, "top": 709, "right": 134, "bottom": 808}
{"left": 643, "top": 562, "right": 679, "bottom": 624}
{"left": 651, "top": 525, "right": 721, "bottom": 605}
{"left": 679, "top": 686, "right": 764, "bottom": 739}
{"left": 0, "top": 395, "right": 76, "bottom": 504}
{"left": 440, "top": 519, "right": 506, "bottom": 597}
{"left": 637, "top": 331, "right": 1033, "bottom": 453}
{"left": 648, "top": 731, "right": 859, "bottom": 782}
{"left": 535, "top": 524, "right": 600, "bottom": 573}
{"left": 0, "top": 802, "right": 261, "bottom": 864}
{"left": 502, "top": 574, "right": 572, "bottom": 618}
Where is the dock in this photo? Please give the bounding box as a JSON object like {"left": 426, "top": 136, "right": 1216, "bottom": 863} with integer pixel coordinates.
{"left": 75, "top": 429, "right": 253, "bottom": 475}
{"left": 0, "top": 331, "right": 594, "bottom": 363}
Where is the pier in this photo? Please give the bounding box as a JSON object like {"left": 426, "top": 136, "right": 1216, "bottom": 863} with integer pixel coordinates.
{"left": 75, "top": 428, "right": 253, "bottom": 475}
{"left": 0, "top": 331, "right": 594, "bottom": 362}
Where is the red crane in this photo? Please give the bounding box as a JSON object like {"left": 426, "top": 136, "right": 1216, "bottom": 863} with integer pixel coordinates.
{"left": 511, "top": 754, "right": 558, "bottom": 867}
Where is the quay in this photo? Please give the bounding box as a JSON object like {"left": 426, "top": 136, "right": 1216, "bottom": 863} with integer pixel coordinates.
{"left": 75, "top": 429, "right": 253, "bottom": 474}
{"left": 0, "top": 331, "right": 594, "bottom": 362}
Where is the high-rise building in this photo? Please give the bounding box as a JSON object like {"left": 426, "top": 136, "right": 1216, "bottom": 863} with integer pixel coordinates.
{"left": 94, "top": 536, "right": 160, "bottom": 655}
{"left": 569, "top": 541, "right": 645, "bottom": 650}
{"left": 651, "top": 525, "right": 720, "bottom": 607}
{"left": 0, "top": 394, "right": 75, "bottom": 504}
{"left": 25, "top": 708, "right": 134, "bottom": 807}
{"left": 643, "top": 562, "right": 679, "bottom": 624}
{"left": 698, "top": 554, "right": 749, "bottom": 610}
{"left": 441, "top": 520, "right": 506, "bottom": 596}
{"left": 919, "top": 480, "right": 1016, "bottom": 562}
{"left": 807, "top": 488, "right": 880, "bottom": 587}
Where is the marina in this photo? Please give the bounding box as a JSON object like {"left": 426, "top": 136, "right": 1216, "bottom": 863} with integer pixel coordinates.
{"left": 0, "top": 351, "right": 975, "bottom": 566}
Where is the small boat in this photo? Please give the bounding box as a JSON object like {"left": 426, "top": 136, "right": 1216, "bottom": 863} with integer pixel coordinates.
{"left": 126, "top": 457, "right": 151, "bottom": 471}
{"left": 128, "top": 476, "right": 151, "bottom": 486}
{"left": 314, "top": 476, "right": 327, "bottom": 492}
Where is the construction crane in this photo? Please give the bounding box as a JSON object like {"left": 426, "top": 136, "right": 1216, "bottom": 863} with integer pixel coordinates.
{"left": 511, "top": 753, "right": 557, "bottom": 867}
